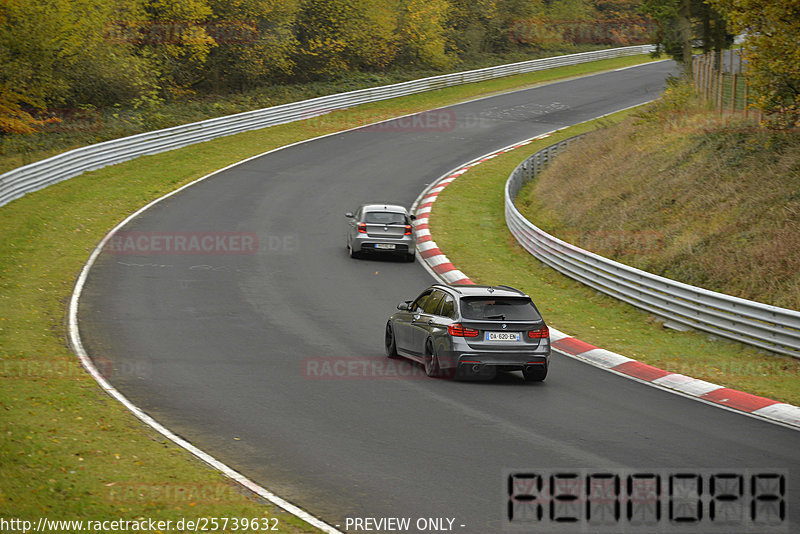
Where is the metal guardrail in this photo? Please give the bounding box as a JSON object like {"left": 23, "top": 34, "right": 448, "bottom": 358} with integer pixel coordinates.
{"left": 505, "top": 136, "right": 800, "bottom": 358}
{"left": 0, "top": 45, "right": 656, "bottom": 207}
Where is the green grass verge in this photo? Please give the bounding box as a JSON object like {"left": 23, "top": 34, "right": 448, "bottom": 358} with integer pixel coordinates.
{"left": 0, "top": 54, "right": 660, "bottom": 526}
{"left": 429, "top": 108, "right": 800, "bottom": 407}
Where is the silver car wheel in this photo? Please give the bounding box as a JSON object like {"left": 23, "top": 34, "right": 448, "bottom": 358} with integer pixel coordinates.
{"left": 424, "top": 340, "right": 439, "bottom": 378}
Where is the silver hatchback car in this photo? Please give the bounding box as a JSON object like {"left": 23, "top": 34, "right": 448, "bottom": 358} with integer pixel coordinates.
{"left": 345, "top": 204, "right": 416, "bottom": 261}
{"left": 385, "top": 284, "right": 550, "bottom": 380}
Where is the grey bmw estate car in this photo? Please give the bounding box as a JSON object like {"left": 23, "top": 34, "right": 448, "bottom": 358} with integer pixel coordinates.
{"left": 345, "top": 204, "right": 416, "bottom": 261}
{"left": 385, "top": 284, "right": 550, "bottom": 381}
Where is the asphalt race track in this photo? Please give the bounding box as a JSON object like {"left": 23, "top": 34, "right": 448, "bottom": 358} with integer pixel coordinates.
{"left": 78, "top": 62, "right": 800, "bottom": 533}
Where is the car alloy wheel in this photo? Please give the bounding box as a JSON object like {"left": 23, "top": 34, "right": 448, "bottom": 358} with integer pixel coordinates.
{"left": 424, "top": 340, "right": 440, "bottom": 378}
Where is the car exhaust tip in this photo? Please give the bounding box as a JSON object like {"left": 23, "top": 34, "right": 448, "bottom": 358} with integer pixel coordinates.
{"left": 471, "top": 364, "right": 483, "bottom": 373}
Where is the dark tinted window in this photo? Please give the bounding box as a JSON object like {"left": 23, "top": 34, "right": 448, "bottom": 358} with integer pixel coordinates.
{"left": 439, "top": 295, "right": 456, "bottom": 319}
{"left": 423, "top": 290, "right": 446, "bottom": 314}
{"left": 364, "top": 211, "right": 407, "bottom": 225}
{"left": 460, "top": 297, "right": 541, "bottom": 321}
{"left": 412, "top": 291, "right": 432, "bottom": 313}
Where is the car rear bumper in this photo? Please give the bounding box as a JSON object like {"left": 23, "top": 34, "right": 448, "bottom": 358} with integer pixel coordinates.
{"left": 436, "top": 347, "right": 550, "bottom": 371}
{"left": 353, "top": 234, "right": 416, "bottom": 254}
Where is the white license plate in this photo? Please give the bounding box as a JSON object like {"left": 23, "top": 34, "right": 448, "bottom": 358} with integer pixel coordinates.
{"left": 485, "top": 332, "right": 520, "bottom": 342}
{"left": 374, "top": 243, "right": 396, "bottom": 250}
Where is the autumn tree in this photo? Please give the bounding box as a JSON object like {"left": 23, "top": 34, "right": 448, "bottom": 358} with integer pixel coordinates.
{"left": 0, "top": 0, "right": 39, "bottom": 133}
{"left": 710, "top": 0, "right": 800, "bottom": 127}
{"left": 592, "top": 0, "right": 655, "bottom": 45}
{"left": 486, "top": 0, "right": 544, "bottom": 52}
{"left": 204, "top": 0, "right": 299, "bottom": 91}
{"left": 0, "top": 0, "right": 155, "bottom": 133}
{"left": 0, "top": 0, "right": 672, "bottom": 135}
{"left": 294, "top": 0, "right": 399, "bottom": 79}
{"left": 396, "top": 0, "right": 453, "bottom": 68}
{"left": 695, "top": 0, "right": 728, "bottom": 54}
{"left": 505, "top": 0, "right": 652, "bottom": 51}
{"left": 138, "top": 0, "right": 215, "bottom": 90}
{"left": 641, "top": 0, "right": 692, "bottom": 68}
{"left": 446, "top": 0, "right": 499, "bottom": 58}
{"left": 642, "top": 0, "right": 732, "bottom": 73}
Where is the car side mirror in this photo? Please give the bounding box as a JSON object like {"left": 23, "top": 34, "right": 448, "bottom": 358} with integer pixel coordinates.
{"left": 409, "top": 214, "right": 416, "bottom": 221}
{"left": 345, "top": 212, "right": 354, "bottom": 218}
{"left": 397, "top": 301, "right": 411, "bottom": 311}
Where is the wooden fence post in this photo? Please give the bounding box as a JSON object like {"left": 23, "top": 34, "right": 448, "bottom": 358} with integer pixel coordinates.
{"left": 710, "top": 53, "right": 715, "bottom": 108}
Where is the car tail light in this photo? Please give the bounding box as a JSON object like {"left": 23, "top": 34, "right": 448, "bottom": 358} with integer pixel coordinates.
{"left": 404, "top": 225, "right": 412, "bottom": 235}
{"left": 528, "top": 325, "right": 549, "bottom": 339}
{"left": 357, "top": 223, "right": 367, "bottom": 233}
{"left": 448, "top": 323, "right": 480, "bottom": 337}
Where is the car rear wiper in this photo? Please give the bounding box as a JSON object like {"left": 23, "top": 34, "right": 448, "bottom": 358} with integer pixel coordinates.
{"left": 486, "top": 314, "right": 506, "bottom": 320}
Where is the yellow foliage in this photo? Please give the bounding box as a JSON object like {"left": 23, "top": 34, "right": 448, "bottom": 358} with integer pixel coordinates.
{"left": 0, "top": 85, "right": 44, "bottom": 134}
{"left": 398, "top": 0, "right": 453, "bottom": 68}
{"left": 711, "top": 0, "right": 800, "bottom": 127}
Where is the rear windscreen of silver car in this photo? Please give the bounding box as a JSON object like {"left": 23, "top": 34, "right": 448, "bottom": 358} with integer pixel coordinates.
{"left": 364, "top": 212, "right": 407, "bottom": 224}
{"left": 459, "top": 297, "right": 542, "bottom": 321}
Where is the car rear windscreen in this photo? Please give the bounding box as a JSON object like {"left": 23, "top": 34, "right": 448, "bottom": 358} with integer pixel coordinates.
{"left": 364, "top": 212, "right": 407, "bottom": 224}
{"left": 460, "top": 297, "right": 541, "bottom": 321}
